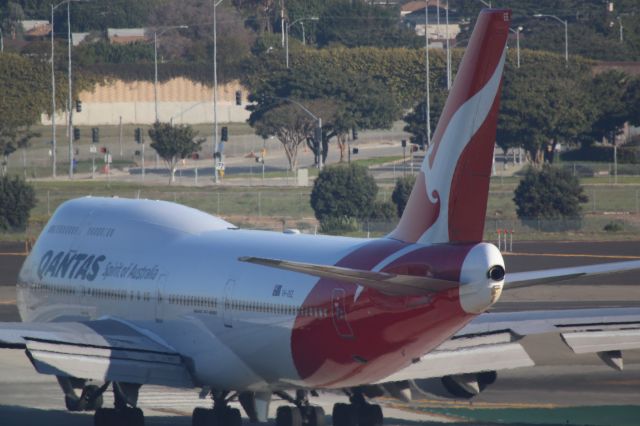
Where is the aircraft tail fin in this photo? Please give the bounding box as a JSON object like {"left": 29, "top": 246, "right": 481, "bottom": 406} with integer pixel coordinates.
{"left": 390, "top": 9, "right": 511, "bottom": 244}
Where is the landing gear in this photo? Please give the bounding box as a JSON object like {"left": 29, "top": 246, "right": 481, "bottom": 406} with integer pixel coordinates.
{"left": 274, "top": 390, "right": 325, "bottom": 426}
{"left": 332, "top": 392, "right": 383, "bottom": 426}
{"left": 192, "top": 391, "right": 242, "bottom": 426}
{"left": 57, "top": 377, "right": 106, "bottom": 412}
{"left": 94, "top": 382, "right": 144, "bottom": 426}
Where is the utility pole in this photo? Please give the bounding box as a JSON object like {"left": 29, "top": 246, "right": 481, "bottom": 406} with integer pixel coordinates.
{"left": 425, "top": 6, "right": 431, "bottom": 147}
{"left": 67, "top": 2, "right": 73, "bottom": 179}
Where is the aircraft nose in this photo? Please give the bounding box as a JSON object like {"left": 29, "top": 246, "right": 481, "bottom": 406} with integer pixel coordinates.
{"left": 458, "top": 243, "right": 505, "bottom": 314}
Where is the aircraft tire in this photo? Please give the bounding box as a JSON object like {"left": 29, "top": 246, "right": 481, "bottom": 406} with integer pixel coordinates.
{"left": 359, "top": 404, "right": 383, "bottom": 426}
{"left": 332, "top": 403, "right": 357, "bottom": 426}
{"left": 224, "top": 407, "right": 242, "bottom": 426}
{"left": 192, "top": 407, "right": 213, "bottom": 426}
{"left": 307, "top": 405, "right": 326, "bottom": 426}
{"left": 276, "top": 405, "right": 303, "bottom": 426}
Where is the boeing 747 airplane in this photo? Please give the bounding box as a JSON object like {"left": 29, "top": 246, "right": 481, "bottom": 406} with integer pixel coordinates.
{"left": 2, "top": 8, "right": 640, "bottom": 426}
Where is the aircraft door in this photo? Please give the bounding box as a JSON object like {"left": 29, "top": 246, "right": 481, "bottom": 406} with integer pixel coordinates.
{"left": 223, "top": 279, "right": 236, "bottom": 328}
{"left": 331, "top": 288, "right": 354, "bottom": 339}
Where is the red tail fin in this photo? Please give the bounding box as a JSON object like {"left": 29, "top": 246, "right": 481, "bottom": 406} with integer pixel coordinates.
{"left": 390, "top": 9, "right": 511, "bottom": 244}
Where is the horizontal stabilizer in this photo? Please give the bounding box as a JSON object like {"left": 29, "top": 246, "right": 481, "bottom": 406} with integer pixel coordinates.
{"left": 238, "top": 256, "right": 458, "bottom": 296}
{"left": 505, "top": 260, "right": 640, "bottom": 289}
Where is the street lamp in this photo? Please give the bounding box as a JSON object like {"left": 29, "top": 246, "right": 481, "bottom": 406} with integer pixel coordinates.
{"left": 533, "top": 13, "right": 568, "bottom": 66}
{"left": 509, "top": 26, "right": 523, "bottom": 68}
{"left": 153, "top": 25, "right": 188, "bottom": 122}
{"left": 285, "top": 17, "right": 318, "bottom": 68}
{"left": 616, "top": 16, "right": 623, "bottom": 43}
{"left": 213, "top": 0, "right": 223, "bottom": 183}
{"left": 425, "top": 6, "right": 431, "bottom": 147}
{"left": 50, "top": 0, "right": 87, "bottom": 179}
{"left": 477, "top": 0, "right": 491, "bottom": 7}
{"left": 0, "top": 28, "right": 3, "bottom": 53}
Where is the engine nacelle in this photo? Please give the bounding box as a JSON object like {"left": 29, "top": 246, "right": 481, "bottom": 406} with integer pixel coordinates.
{"left": 411, "top": 371, "right": 497, "bottom": 399}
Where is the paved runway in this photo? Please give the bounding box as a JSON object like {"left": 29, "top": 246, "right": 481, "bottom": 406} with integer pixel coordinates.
{"left": 0, "top": 240, "right": 639, "bottom": 425}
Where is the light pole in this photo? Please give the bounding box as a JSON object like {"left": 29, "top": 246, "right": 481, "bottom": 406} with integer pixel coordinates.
{"left": 445, "top": 4, "right": 451, "bottom": 90}
{"left": 51, "top": 0, "right": 88, "bottom": 179}
{"left": 51, "top": 0, "right": 82, "bottom": 178}
{"left": 477, "top": 0, "right": 491, "bottom": 7}
{"left": 534, "top": 14, "right": 568, "bottom": 66}
{"left": 616, "top": 16, "right": 623, "bottom": 43}
{"left": 285, "top": 17, "right": 318, "bottom": 68}
{"left": 425, "top": 6, "right": 431, "bottom": 147}
{"left": 213, "top": 0, "right": 223, "bottom": 183}
{"left": 509, "top": 26, "right": 523, "bottom": 68}
{"left": 153, "top": 25, "right": 188, "bottom": 122}
{"left": 0, "top": 28, "right": 3, "bottom": 53}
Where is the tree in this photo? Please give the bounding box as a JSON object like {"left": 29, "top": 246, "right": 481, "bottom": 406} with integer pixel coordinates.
{"left": 625, "top": 76, "right": 640, "bottom": 128}
{"left": 251, "top": 101, "right": 324, "bottom": 171}
{"left": 391, "top": 175, "right": 416, "bottom": 217}
{"left": 496, "top": 49, "right": 593, "bottom": 163}
{"left": 148, "top": 122, "right": 205, "bottom": 184}
{"left": 587, "top": 70, "right": 630, "bottom": 145}
{"left": 310, "top": 163, "right": 377, "bottom": 230}
{"left": 0, "top": 175, "right": 36, "bottom": 231}
{"left": 514, "top": 165, "right": 588, "bottom": 222}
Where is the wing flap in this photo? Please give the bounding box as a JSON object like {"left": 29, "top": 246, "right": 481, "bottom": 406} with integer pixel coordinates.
{"left": 0, "top": 320, "right": 194, "bottom": 388}
{"left": 239, "top": 256, "right": 457, "bottom": 296}
{"left": 26, "top": 339, "right": 193, "bottom": 388}
{"left": 562, "top": 329, "right": 640, "bottom": 354}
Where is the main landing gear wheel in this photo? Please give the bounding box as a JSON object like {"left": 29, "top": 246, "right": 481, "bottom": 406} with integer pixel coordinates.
{"left": 332, "top": 393, "right": 383, "bottom": 426}
{"left": 274, "top": 390, "right": 325, "bottom": 426}
{"left": 192, "top": 406, "right": 241, "bottom": 426}
{"left": 94, "top": 382, "right": 144, "bottom": 426}
{"left": 192, "top": 391, "right": 242, "bottom": 426}
{"left": 94, "top": 407, "right": 144, "bottom": 426}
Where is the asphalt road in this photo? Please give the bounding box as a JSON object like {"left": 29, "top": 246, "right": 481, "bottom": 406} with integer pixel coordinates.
{"left": 0, "top": 240, "right": 639, "bottom": 425}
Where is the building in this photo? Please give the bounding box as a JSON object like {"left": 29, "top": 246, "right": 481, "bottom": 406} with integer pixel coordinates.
{"left": 402, "top": 2, "right": 462, "bottom": 45}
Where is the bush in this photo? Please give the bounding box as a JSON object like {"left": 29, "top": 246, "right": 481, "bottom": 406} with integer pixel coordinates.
{"left": 310, "top": 163, "right": 378, "bottom": 222}
{"left": 319, "top": 216, "right": 359, "bottom": 235}
{"left": 604, "top": 221, "right": 624, "bottom": 232}
{"left": 514, "top": 165, "right": 588, "bottom": 227}
{"left": 391, "top": 175, "right": 416, "bottom": 217}
{"left": 0, "top": 176, "right": 36, "bottom": 231}
{"left": 367, "top": 200, "right": 397, "bottom": 221}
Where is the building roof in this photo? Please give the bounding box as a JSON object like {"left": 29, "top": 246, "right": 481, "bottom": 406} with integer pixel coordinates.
{"left": 401, "top": 1, "right": 444, "bottom": 15}
{"left": 21, "top": 20, "right": 51, "bottom": 37}
{"left": 107, "top": 28, "right": 146, "bottom": 44}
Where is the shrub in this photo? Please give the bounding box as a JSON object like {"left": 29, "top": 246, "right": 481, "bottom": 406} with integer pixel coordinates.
{"left": 0, "top": 176, "right": 36, "bottom": 231}
{"left": 367, "top": 200, "right": 397, "bottom": 221}
{"left": 604, "top": 221, "right": 624, "bottom": 232}
{"left": 310, "top": 163, "right": 377, "bottom": 222}
{"left": 514, "top": 165, "right": 588, "bottom": 229}
{"left": 391, "top": 175, "right": 416, "bottom": 217}
{"left": 318, "top": 216, "right": 359, "bottom": 235}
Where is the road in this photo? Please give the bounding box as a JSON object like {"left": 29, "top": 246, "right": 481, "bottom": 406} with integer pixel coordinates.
{"left": 0, "top": 240, "right": 639, "bottom": 425}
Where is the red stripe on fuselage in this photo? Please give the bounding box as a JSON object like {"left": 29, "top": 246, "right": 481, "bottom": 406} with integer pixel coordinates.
{"left": 290, "top": 241, "right": 476, "bottom": 388}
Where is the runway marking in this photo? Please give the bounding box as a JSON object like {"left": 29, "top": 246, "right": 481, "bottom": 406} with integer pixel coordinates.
{"left": 505, "top": 252, "right": 640, "bottom": 260}
{"left": 403, "top": 398, "right": 560, "bottom": 410}
{"left": 0, "top": 253, "right": 27, "bottom": 257}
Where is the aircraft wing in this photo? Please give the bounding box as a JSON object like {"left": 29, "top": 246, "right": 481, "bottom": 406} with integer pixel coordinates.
{"left": 0, "top": 319, "right": 194, "bottom": 388}
{"left": 377, "top": 307, "right": 640, "bottom": 395}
